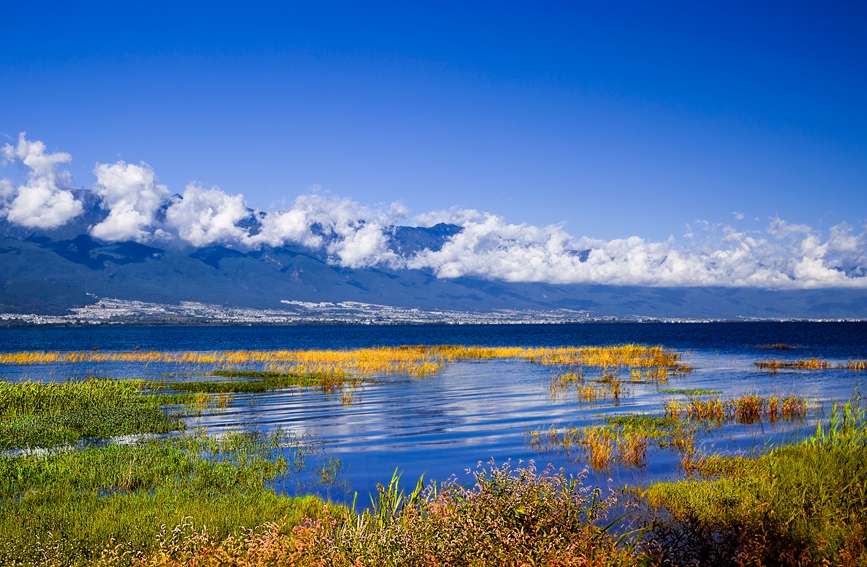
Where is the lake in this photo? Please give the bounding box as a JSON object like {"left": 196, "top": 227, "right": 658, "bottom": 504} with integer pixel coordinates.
{"left": 2, "top": 322, "right": 866, "bottom": 502}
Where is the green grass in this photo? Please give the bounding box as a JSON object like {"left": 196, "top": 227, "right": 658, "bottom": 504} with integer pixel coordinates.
{"left": 160, "top": 371, "right": 353, "bottom": 393}
{"left": 0, "top": 429, "right": 331, "bottom": 566}
{"left": 658, "top": 388, "right": 721, "bottom": 395}
{"left": 642, "top": 397, "right": 867, "bottom": 565}
{"left": 0, "top": 379, "right": 204, "bottom": 450}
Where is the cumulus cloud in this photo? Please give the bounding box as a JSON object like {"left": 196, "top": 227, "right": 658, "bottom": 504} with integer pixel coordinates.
{"left": 2, "top": 133, "right": 866, "bottom": 289}
{"left": 90, "top": 161, "right": 169, "bottom": 242}
{"left": 414, "top": 207, "right": 484, "bottom": 227}
{"left": 0, "top": 133, "right": 82, "bottom": 228}
{"left": 249, "top": 194, "right": 399, "bottom": 268}
{"left": 403, "top": 211, "right": 867, "bottom": 289}
{"left": 164, "top": 184, "right": 251, "bottom": 247}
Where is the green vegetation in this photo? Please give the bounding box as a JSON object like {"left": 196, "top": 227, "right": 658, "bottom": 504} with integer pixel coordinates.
{"left": 122, "top": 462, "right": 638, "bottom": 567}
{"left": 159, "top": 371, "right": 355, "bottom": 394}
{"left": 658, "top": 388, "right": 721, "bottom": 395}
{"left": 0, "top": 379, "right": 203, "bottom": 450}
{"left": 0, "top": 430, "right": 331, "bottom": 567}
{"left": 3, "top": 345, "right": 867, "bottom": 565}
{"left": 643, "top": 398, "right": 867, "bottom": 566}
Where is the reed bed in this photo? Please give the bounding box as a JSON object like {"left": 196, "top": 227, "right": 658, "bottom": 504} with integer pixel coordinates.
{"left": 755, "top": 358, "right": 867, "bottom": 371}
{"left": 0, "top": 344, "right": 691, "bottom": 378}
{"left": 664, "top": 394, "right": 809, "bottom": 424}
{"left": 528, "top": 415, "right": 695, "bottom": 471}
{"left": 755, "top": 358, "right": 832, "bottom": 370}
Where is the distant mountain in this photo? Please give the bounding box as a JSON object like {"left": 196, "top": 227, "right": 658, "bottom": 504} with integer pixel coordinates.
{"left": 1, "top": 201, "right": 866, "bottom": 320}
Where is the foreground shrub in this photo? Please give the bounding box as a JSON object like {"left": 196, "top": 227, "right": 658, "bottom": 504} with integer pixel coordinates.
{"left": 124, "top": 461, "right": 645, "bottom": 567}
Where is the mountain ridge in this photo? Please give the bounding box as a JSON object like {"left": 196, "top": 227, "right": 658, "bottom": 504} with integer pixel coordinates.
{"left": 2, "top": 219, "right": 866, "bottom": 320}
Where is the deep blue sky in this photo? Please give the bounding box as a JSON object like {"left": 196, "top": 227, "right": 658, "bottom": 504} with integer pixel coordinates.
{"left": 2, "top": 1, "right": 865, "bottom": 241}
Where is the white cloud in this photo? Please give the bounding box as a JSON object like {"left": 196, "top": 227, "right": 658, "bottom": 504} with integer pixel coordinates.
{"left": 164, "top": 184, "right": 250, "bottom": 247}
{"left": 0, "top": 133, "right": 82, "bottom": 228}
{"left": 403, "top": 210, "right": 867, "bottom": 289}
{"left": 90, "top": 161, "right": 169, "bottom": 242}
{"left": 2, "top": 133, "right": 865, "bottom": 290}
{"left": 414, "top": 207, "right": 484, "bottom": 227}
{"left": 249, "top": 194, "right": 399, "bottom": 268}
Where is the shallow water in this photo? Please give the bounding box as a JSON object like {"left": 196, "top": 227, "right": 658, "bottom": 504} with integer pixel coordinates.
{"left": 1, "top": 322, "right": 866, "bottom": 501}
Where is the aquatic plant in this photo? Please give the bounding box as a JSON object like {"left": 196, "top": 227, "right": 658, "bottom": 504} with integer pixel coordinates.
{"left": 658, "top": 388, "right": 721, "bottom": 396}
{"left": 0, "top": 344, "right": 692, "bottom": 378}
{"left": 755, "top": 358, "right": 832, "bottom": 370}
{"left": 0, "top": 379, "right": 204, "bottom": 450}
{"left": 664, "top": 394, "right": 809, "bottom": 425}
{"left": 529, "top": 415, "right": 695, "bottom": 471}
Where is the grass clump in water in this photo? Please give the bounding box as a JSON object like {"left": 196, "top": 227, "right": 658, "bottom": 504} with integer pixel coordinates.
{"left": 528, "top": 414, "right": 696, "bottom": 470}
{"left": 659, "top": 388, "right": 721, "bottom": 396}
{"left": 664, "top": 394, "right": 809, "bottom": 425}
{"left": 642, "top": 397, "right": 867, "bottom": 566}
{"left": 0, "top": 379, "right": 197, "bottom": 450}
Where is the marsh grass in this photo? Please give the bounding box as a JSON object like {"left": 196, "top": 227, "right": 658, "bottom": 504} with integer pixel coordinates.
{"left": 756, "top": 358, "right": 867, "bottom": 371}
{"left": 0, "top": 429, "right": 330, "bottom": 567}
{"left": 528, "top": 414, "right": 696, "bottom": 470}
{"left": 158, "top": 371, "right": 355, "bottom": 394}
{"left": 664, "top": 394, "right": 809, "bottom": 425}
{"left": 642, "top": 397, "right": 867, "bottom": 566}
{"left": 0, "top": 344, "right": 692, "bottom": 379}
{"left": 658, "top": 388, "right": 721, "bottom": 396}
{"left": 0, "top": 379, "right": 212, "bottom": 450}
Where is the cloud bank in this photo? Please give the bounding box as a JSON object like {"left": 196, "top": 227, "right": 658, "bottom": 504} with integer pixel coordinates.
{"left": 1, "top": 133, "right": 865, "bottom": 289}
{"left": 1, "top": 133, "right": 82, "bottom": 228}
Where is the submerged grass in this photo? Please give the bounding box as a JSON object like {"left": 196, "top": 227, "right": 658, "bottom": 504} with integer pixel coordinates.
{"left": 159, "top": 371, "right": 354, "bottom": 394}
{"left": 658, "top": 388, "right": 721, "bottom": 396}
{"left": 756, "top": 358, "right": 867, "bottom": 371}
{"left": 0, "top": 379, "right": 207, "bottom": 450}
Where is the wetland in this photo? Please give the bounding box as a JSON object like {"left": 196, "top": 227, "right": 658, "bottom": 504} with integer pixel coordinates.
{"left": 1, "top": 322, "right": 866, "bottom": 565}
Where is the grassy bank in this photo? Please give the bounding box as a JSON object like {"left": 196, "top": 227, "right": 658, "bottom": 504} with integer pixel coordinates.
{"left": 642, "top": 398, "right": 867, "bottom": 566}
{"left": 0, "top": 430, "right": 331, "bottom": 566}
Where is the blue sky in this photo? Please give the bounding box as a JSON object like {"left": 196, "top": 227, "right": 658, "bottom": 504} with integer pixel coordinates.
{"left": 1, "top": 1, "right": 866, "bottom": 275}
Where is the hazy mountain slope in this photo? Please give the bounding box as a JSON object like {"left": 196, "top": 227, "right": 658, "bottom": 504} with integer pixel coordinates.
{"left": 1, "top": 222, "right": 866, "bottom": 319}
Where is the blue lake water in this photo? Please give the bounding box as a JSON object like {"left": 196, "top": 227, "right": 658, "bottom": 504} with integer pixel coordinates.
{"left": 2, "top": 322, "right": 866, "bottom": 502}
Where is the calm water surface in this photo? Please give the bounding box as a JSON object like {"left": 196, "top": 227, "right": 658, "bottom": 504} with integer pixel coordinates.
{"left": 2, "top": 322, "right": 866, "bottom": 501}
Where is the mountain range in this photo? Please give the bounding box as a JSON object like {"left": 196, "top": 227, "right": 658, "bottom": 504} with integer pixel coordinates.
{"left": 1, "top": 191, "right": 865, "bottom": 320}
